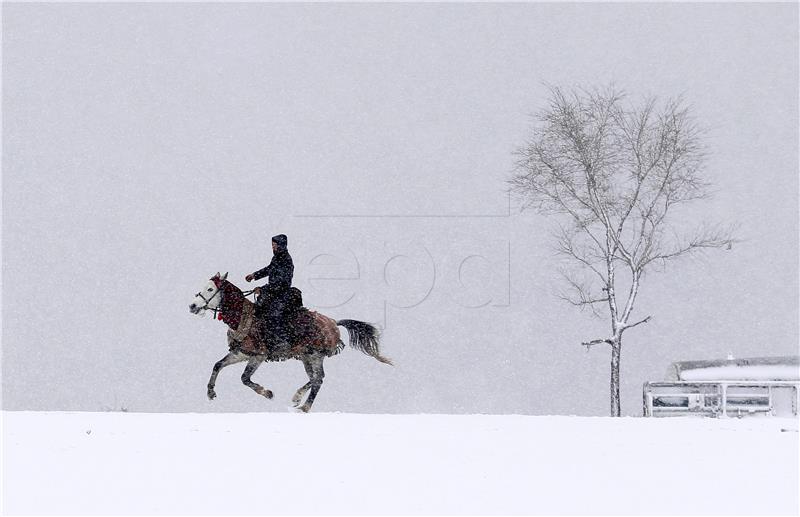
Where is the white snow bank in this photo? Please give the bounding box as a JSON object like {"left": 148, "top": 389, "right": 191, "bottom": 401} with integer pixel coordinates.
{"left": 2, "top": 411, "right": 798, "bottom": 515}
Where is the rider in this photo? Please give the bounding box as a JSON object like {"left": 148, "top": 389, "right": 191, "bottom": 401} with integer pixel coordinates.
{"left": 245, "top": 234, "right": 294, "bottom": 351}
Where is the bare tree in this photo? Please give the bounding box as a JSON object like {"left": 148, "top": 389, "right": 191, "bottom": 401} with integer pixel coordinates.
{"left": 509, "top": 85, "right": 736, "bottom": 416}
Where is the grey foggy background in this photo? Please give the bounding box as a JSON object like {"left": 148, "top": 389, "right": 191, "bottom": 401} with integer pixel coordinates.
{"left": 2, "top": 3, "right": 797, "bottom": 416}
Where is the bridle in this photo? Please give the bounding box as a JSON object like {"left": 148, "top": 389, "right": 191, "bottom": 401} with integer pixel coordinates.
{"left": 194, "top": 283, "right": 222, "bottom": 313}
{"left": 193, "top": 278, "right": 257, "bottom": 319}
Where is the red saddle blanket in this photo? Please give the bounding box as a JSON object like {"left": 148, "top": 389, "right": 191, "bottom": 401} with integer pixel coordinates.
{"left": 229, "top": 306, "right": 340, "bottom": 357}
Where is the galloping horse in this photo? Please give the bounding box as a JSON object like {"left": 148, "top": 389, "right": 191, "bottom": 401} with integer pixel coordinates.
{"left": 189, "top": 273, "right": 391, "bottom": 412}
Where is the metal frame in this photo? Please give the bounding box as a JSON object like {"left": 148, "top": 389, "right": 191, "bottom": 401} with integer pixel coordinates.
{"left": 643, "top": 380, "right": 800, "bottom": 418}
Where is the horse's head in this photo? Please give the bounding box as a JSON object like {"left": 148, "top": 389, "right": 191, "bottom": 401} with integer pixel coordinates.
{"left": 189, "top": 272, "right": 228, "bottom": 315}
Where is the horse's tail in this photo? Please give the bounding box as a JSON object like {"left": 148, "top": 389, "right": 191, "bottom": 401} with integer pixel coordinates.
{"left": 336, "top": 319, "right": 393, "bottom": 365}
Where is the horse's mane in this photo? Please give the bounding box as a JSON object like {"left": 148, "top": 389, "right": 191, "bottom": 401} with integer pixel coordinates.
{"left": 215, "top": 279, "right": 246, "bottom": 329}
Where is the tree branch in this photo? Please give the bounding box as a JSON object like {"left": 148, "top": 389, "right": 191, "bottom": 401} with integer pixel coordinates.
{"left": 556, "top": 270, "right": 609, "bottom": 318}
{"left": 553, "top": 224, "right": 608, "bottom": 283}
{"left": 619, "top": 270, "right": 641, "bottom": 325}
{"left": 623, "top": 315, "right": 652, "bottom": 331}
{"left": 642, "top": 223, "right": 737, "bottom": 267}
{"left": 582, "top": 338, "right": 614, "bottom": 351}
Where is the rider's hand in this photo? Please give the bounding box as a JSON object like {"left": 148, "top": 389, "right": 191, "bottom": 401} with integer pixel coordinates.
{"left": 245, "top": 274, "right": 254, "bottom": 282}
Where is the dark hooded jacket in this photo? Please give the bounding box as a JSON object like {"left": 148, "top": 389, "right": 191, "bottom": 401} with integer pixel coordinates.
{"left": 253, "top": 234, "right": 294, "bottom": 292}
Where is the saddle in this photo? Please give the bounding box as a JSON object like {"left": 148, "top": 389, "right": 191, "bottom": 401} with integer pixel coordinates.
{"left": 228, "top": 303, "right": 340, "bottom": 359}
{"left": 249, "top": 287, "right": 307, "bottom": 356}
{"left": 255, "top": 287, "right": 303, "bottom": 315}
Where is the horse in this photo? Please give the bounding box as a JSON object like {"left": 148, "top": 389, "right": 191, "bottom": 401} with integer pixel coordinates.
{"left": 189, "top": 273, "right": 391, "bottom": 412}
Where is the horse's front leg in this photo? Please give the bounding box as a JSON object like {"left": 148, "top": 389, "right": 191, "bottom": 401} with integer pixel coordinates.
{"left": 292, "top": 382, "right": 312, "bottom": 407}
{"left": 298, "top": 355, "right": 325, "bottom": 413}
{"left": 292, "top": 356, "right": 315, "bottom": 407}
{"left": 241, "top": 356, "right": 273, "bottom": 400}
{"left": 207, "top": 351, "right": 247, "bottom": 400}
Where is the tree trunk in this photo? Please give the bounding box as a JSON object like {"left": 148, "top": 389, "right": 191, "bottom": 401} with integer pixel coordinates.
{"left": 610, "top": 340, "right": 622, "bottom": 417}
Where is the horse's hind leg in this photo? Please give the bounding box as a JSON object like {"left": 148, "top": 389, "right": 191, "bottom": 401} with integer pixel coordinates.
{"left": 241, "top": 356, "right": 273, "bottom": 400}
{"left": 208, "top": 351, "right": 247, "bottom": 400}
{"left": 298, "top": 354, "right": 325, "bottom": 413}
{"left": 292, "top": 356, "right": 315, "bottom": 407}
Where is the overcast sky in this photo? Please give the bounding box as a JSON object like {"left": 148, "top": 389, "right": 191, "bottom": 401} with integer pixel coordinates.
{"left": 2, "top": 2, "right": 797, "bottom": 416}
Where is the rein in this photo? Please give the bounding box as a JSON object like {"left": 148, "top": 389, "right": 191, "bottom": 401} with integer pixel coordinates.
{"left": 207, "top": 288, "right": 257, "bottom": 320}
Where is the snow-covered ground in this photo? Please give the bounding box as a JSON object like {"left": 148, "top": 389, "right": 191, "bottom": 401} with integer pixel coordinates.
{"left": 2, "top": 411, "right": 798, "bottom": 515}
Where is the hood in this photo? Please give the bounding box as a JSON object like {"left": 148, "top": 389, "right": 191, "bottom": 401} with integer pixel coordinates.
{"left": 272, "top": 234, "right": 288, "bottom": 252}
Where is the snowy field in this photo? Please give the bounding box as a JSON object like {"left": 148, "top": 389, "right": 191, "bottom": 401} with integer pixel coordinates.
{"left": 2, "top": 411, "right": 798, "bottom": 515}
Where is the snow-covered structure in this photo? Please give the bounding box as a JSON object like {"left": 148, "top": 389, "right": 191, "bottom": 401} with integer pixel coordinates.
{"left": 643, "top": 356, "right": 800, "bottom": 417}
